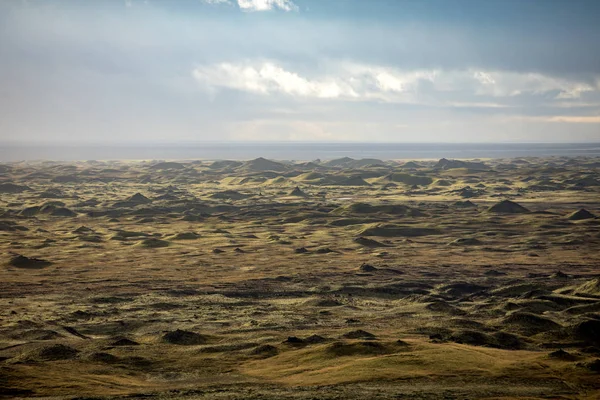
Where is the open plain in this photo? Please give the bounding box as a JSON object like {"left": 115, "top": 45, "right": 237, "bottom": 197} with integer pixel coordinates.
{"left": 1, "top": 156, "right": 599, "bottom": 399}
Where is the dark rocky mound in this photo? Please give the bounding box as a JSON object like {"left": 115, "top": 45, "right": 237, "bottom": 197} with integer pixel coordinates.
{"left": 567, "top": 208, "right": 597, "bottom": 221}
{"left": 454, "top": 200, "right": 478, "bottom": 208}
{"left": 572, "top": 319, "right": 600, "bottom": 345}
{"left": 121, "top": 356, "right": 153, "bottom": 369}
{"left": 0, "top": 183, "right": 31, "bottom": 193}
{"left": 564, "top": 302, "right": 600, "bottom": 315}
{"left": 0, "top": 220, "right": 29, "bottom": 232}
{"left": 438, "top": 282, "right": 488, "bottom": 297}
{"left": 128, "top": 193, "right": 152, "bottom": 204}
{"left": 359, "top": 224, "right": 439, "bottom": 237}
{"left": 288, "top": 186, "right": 308, "bottom": 197}
{"left": 8, "top": 254, "right": 52, "bottom": 269}
{"left": 161, "top": 329, "right": 207, "bottom": 345}
{"left": 250, "top": 344, "right": 278, "bottom": 357}
{"left": 315, "top": 247, "right": 335, "bottom": 254}
{"left": 426, "top": 301, "right": 467, "bottom": 316}
{"left": 37, "top": 344, "right": 79, "bottom": 361}
{"left": 433, "top": 179, "right": 453, "bottom": 187}
{"left": 334, "top": 203, "right": 423, "bottom": 216}
{"left": 342, "top": 330, "right": 377, "bottom": 340}
{"left": 171, "top": 232, "right": 201, "bottom": 240}
{"left": 446, "top": 186, "right": 486, "bottom": 199}
{"left": 322, "top": 157, "right": 355, "bottom": 167}
{"left": 89, "top": 352, "right": 120, "bottom": 363}
{"left": 580, "top": 359, "right": 600, "bottom": 372}
{"left": 62, "top": 326, "right": 90, "bottom": 339}
{"left": 401, "top": 161, "right": 421, "bottom": 169}
{"left": 353, "top": 236, "right": 389, "bottom": 248}
{"left": 449, "top": 330, "right": 491, "bottom": 347}
{"left": 304, "top": 298, "right": 342, "bottom": 307}
{"left": 334, "top": 176, "right": 371, "bottom": 186}
{"left": 111, "top": 230, "right": 149, "bottom": 241}
{"left": 241, "top": 157, "right": 287, "bottom": 172}
{"left": 294, "top": 247, "right": 309, "bottom": 254}
{"left": 210, "top": 190, "right": 249, "bottom": 200}
{"left": 440, "top": 330, "right": 523, "bottom": 350}
{"left": 448, "top": 237, "right": 482, "bottom": 246}
{"left": 358, "top": 263, "right": 377, "bottom": 273}
{"left": 18, "top": 329, "right": 63, "bottom": 341}
{"left": 484, "top": 269, "right": 506, "bottom": 276}
{"left": 18, "top": 206, "right": 40, "bottom": 216}
{"left": 39, "top": 188, "right": 67, "bottom": 198}
{"left": 50, "top": 207, "right": 77, "bottom": 217}
{"left": 326, "top": 341, "right": 389, "bottom": 357}
{"left": 73, "top": 226, "right": 94, "bottom": 234}
{"left": 379, "top": 173, "right": 433, "bottom": 186}
{"left": 448, "top": 330, "right": 524, "bottom": 350}
{"left": 283, "top": 336, "right": 305, "bottom": 345}
{"left": 208, "top": 160, "right": 243, "bottom": 170}
{"left": 304, "top": 335, "right": 327, "bottom": 344}
{"left": 488, "top": 200, "right": 530, "bottom": 214}
{"left": 435, "top": 158, "right": 488, "bottom": 170}
{"left": 111, "top": 338, "right": 140, "bottom": 346}
{"left": 51, "top": 174, "right": 79, "bottom": 183}
{"left": 502, "top": 312, "right": 561, "bottom": 334}
{"left": 181, "top": 214, "right": 205, "bottom": 222}
{"left": 149, "top": 162, "right": 185, "bottom": 170}
{"left": 491, "top": 331, "right": 525, "bottom": 350}
{"left": 138, "top": 238, "right": 169, "bottom": 248}
{"left": 550, "top": 270, "right": 569, "bottom": 279}
{"left": 548, "top": 349, "right": 577, "bottom": 360}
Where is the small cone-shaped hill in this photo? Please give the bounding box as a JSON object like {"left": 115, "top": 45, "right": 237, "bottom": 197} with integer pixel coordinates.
{"left": 128, "top": 193, "right": 152, "bottom": 204}
{"left": 567, "top": 208, "right": 596, "bottom": 221}
{"left": 241, "top": 157, "right": 287, "bottom": 172}
{"left": 488, "top": 200, "right": 529, "bottom": 214}
{"left": 288, "top": 186, "right": 308, "bottom": 197}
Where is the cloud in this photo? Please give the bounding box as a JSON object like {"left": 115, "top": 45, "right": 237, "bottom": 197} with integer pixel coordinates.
{"left": 237, "top": 0, "right": 298, "bottom": 12}
{"left": 193, "top": 62, "right": 357, "bottom": 98}
{"left": 192, "top": 60, "right": 599, "bottom": 106}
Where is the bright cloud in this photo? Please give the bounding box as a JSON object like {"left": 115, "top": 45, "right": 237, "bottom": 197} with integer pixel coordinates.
{"left": 193, "top": 62, "right": 357, "bottom": 98}
{"left": 237, "top": 0, "right": 298, "bottom": 12}
{"left": 193, "top": 61, "right": 598, "bottom": 105}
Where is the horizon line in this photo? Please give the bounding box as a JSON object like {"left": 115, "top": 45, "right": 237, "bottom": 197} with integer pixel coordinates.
{"left": 2, "top": 141, "right": 600, "bottom": 146}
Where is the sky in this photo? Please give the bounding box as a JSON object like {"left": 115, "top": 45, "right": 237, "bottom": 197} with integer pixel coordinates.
{"left": 1, "top": 0, "right": 599, "bottom": 144}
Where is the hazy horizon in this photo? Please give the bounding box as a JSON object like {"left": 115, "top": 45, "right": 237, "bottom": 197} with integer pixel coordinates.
{"left": 2, "top": 0, "right": 600, "bottom": 145}
{"left": 2, "top": 142, "right": 600, "bottom": 162}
